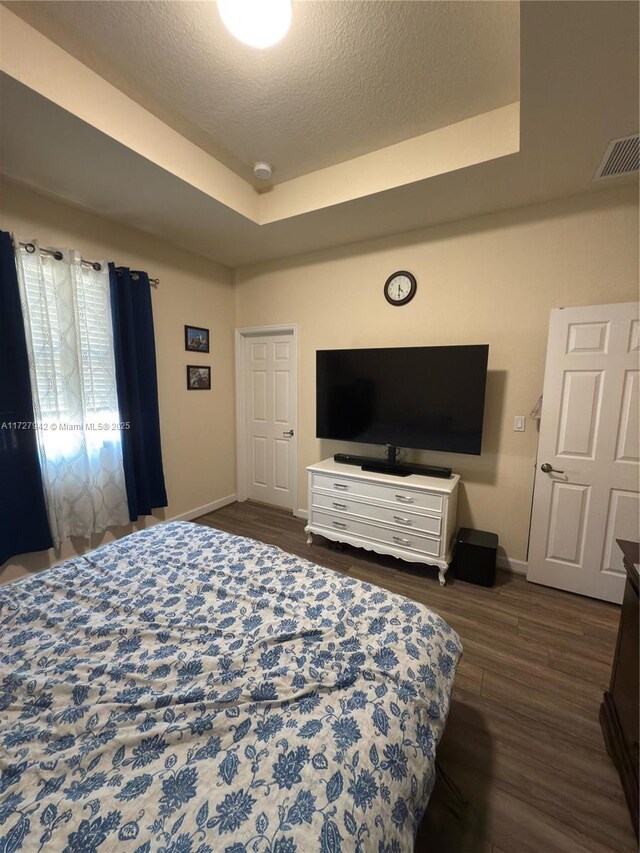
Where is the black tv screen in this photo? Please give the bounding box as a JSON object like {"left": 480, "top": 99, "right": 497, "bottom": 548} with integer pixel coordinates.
{"left": 316, "top": 345, "right": 489, "bottom": 455}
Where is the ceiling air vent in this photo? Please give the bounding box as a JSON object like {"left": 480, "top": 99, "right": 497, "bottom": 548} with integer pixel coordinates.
{"left": 594, "top": 134, "right": 639, "bottom": 180}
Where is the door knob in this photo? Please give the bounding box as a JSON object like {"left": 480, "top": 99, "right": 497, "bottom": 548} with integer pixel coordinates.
{"left": 283, "top": 429, "right": 294, "bottom": 437}
{"left": 540, "top": 462, "right": 564, "bottom": 474}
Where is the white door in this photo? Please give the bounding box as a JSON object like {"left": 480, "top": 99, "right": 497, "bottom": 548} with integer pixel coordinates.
{"left": 527, "top": 302, "right": 639, "bottom": 603}
{"left": 243, "top": 333, "right": 296, "bottom": 509}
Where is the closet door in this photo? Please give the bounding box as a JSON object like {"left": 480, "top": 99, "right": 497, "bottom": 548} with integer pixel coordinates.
{"left": 243, "top": 333, "right": 296, "bottom": 510}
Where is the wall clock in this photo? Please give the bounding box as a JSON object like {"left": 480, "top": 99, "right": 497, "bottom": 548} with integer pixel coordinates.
{"left": 384, "top": 271, "right": 417, "bottom": 306}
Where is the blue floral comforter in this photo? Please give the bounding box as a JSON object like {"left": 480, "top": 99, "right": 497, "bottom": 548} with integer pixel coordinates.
{"left": 0, "top": 521, "right": 461, "bottom": 853}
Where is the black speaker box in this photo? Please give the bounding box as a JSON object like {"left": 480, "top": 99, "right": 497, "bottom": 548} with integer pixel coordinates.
{"left": 452, "top": 528, "right": 499, "bottom": 587}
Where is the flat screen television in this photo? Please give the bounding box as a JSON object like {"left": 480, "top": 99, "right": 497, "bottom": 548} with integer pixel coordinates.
{"left": 316, "top": 345, "right": 489, "bottom": 455}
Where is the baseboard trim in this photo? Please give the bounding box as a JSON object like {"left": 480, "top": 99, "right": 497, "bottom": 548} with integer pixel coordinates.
{"left": 294, "top": 508, "right": 309, "bottom": 520}
{"left": 497, "top": 555, "right": 528, "bottom": 575}
{"left": 169, "top": 494, "right": 237, "bottom": 523}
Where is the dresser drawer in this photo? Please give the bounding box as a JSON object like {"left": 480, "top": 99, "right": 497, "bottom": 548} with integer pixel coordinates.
{"left": 312, "top": 473, "right": 443, "bottom": 514}
{"left": 312, "top": 491, "right": 442, "bottom": 536}
{"left": 312, "top": 510, "right": 441, "bottom": 557}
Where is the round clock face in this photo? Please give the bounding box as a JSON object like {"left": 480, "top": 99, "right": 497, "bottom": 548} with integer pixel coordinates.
{"left": 384, "top": 271, "right": 417, "bottom": 306}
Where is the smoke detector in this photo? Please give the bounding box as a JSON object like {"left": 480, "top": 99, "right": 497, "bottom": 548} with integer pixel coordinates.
{"left": 253, "top": 162, "right": 273, "bottom": 180}
{"left": 594, "top": 135, "right": 639, "bottom": 180}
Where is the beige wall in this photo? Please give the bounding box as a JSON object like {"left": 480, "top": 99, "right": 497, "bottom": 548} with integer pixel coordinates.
{"left": 1, "top": 181, "right": 637, "bottom": 580}
{"left": 0, "top": 178, "right": 237, "bottom": 583}
{"left": 235, "top": 186, "right": 639, "bottom": 564}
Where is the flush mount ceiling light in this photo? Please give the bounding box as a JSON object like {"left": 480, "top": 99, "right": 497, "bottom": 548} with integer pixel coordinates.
{"left": 217, "top": 0, "right": 292, "bottom": 49}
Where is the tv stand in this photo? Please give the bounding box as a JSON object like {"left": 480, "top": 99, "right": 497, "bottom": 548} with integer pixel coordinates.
{"left": 385, "top": 444, "right": 400, "bottom": 464}
{"left": 306, "top": 458, "right": 460, "bottom": 585}
{"left": 333, "top": 452, "right": 452, "bottom": 479}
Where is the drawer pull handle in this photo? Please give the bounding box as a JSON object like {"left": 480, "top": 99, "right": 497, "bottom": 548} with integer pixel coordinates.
{"left": 332, "top": 521, "right": 347, "bottom": 529}
{"left": 395, "top": 494, "right": 414, "bottom": 503}
{"left": 393, "top": 536, "right": 411, "bottom": 546}
{"left": 333, "top": 483, "right": 348, "bottom": 491}
{"left": 333, "top": 502, "right": 348, "bottom": 510}
{"left": 394, "top": 516, "right": 412, "bottom": 525}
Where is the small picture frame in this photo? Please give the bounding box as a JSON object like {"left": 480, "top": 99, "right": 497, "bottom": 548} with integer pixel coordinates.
{"left": 185, "top": 325, "right": 210, "bottom": 353}
{"left": 186, "top": 365, "right": 211, "bottom": 390}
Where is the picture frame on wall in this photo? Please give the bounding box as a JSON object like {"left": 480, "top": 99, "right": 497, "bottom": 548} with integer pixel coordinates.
{"left": 186, "top": 365, "right": 211, "bottom": 390}
{"left": 185, "top": 325, "right": 210, "bottom": 353}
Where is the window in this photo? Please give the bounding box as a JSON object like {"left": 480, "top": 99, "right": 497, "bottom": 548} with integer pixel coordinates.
{"left": 16, "top": 244, "right": 129, "bottom": 545}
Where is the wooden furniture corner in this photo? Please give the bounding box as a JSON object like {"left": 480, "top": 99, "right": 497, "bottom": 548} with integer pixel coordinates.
{"left": 600, "top": 538, "right": 639, "bottom": 841}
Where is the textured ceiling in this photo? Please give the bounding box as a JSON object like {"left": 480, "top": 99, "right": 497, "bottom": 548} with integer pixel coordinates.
{"left": 5, "top": 0, "right": 519, "bottom": 185}
{"left": 0, "top": 2, "right": 637, "bottom": 267}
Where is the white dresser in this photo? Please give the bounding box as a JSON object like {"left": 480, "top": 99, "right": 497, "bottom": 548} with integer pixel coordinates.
{"left": 305, "top": 458, "right": 460, "bottom": 585}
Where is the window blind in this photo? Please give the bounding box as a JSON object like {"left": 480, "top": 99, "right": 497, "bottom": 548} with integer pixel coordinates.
{"left": 19, "top": 252, "right": 120, "bottom": 427}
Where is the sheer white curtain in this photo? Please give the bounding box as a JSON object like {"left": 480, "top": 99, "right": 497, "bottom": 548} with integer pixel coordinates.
{"left": 15, "top": 241, "right": 130, "bottom": 546}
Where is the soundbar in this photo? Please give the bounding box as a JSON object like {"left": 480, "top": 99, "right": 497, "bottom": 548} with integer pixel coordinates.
{"left": 333, "top": 453, "right": 452, "bottom": 479}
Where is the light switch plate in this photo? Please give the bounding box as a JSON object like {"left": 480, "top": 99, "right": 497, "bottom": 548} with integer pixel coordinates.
{"left": 514, "top": 415, "right": 526, "bottom": 432}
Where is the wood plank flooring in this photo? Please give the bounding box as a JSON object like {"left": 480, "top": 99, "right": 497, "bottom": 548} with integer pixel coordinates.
{"left": 197, "top": 501, "right": 636, "bottom": 853}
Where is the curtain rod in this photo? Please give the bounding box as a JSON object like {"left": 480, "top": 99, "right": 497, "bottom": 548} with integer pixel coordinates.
{"left": 16, "top": 241, "right": 159, "bottom": 287}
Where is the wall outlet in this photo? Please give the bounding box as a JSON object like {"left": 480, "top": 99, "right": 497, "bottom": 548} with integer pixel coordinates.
{"left": 514, "top": 415, "right": 526, "bottom": 432}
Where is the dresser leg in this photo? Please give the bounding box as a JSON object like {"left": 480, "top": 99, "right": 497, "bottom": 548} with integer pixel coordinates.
{"left": 306, "top": 532, "right": 313, "bottom": 546}
{"left": 438, "top": 566, "right": 448, "bottom": 587}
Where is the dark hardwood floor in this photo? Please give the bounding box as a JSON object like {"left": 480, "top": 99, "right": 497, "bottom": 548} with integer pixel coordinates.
{"left": 197, "top": 501, "right": 636, "bottom": 853}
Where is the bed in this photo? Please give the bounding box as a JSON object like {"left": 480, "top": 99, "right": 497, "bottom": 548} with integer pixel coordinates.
{"left": 0, "top": 521, "right": 461, "bottom": 852}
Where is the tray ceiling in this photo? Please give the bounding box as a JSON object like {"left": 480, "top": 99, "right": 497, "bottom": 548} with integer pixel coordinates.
{"left": 0, "top": 1, "right": 637, "bottom": 268}
{"left": 5, "top": 0, "right": 520, "bottom": 185}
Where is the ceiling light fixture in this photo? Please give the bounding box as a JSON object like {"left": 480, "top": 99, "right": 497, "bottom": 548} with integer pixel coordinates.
{"left": 217, "top": 0, "right": 292, "bottom": 49}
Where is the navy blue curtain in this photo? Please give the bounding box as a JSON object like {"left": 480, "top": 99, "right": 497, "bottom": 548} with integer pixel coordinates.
{"left": 0, "top": 231, "right": 53, "bottom": 563}
{"left": 109, "top": 264, "right": 167, "bottom": 521}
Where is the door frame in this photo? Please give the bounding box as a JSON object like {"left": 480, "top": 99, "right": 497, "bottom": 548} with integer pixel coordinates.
{"left": 235, "top": 324, "right": 298, "bottom": 511}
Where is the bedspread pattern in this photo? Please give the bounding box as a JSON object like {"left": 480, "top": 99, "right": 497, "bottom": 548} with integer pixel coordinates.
{"left": 0, "top": 521, "right": 461, "bottom": 852}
